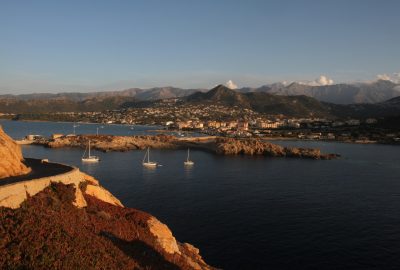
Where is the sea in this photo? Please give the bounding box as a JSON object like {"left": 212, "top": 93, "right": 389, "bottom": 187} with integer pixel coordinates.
{"left": 1, "top": 119, "right": 400, "bottom": 269}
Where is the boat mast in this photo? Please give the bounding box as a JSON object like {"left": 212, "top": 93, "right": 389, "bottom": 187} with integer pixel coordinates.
{"left": 142, "top": 148, "right": 147, "bottom": 163}
{"left": 148, "top": 148, "right": 150, "bottom": 163}
{"left": 187, "top": 148, "right": 190, "bottom": 161}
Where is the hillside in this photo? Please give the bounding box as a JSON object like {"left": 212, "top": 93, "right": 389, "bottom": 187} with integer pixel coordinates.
{"left": 326, "top": 95, "right": 400, "bottom": 119}
{"left": 0, "top": 96, "right": 136, "bottom": 113}
{"left": 186, "top": 85, "right": 333, "bottom": 117}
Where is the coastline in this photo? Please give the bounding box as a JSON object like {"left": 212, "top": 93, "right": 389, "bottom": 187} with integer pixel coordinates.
{"left": 261, "top": 137, "right": 381, "bottom": 145}
{"left": 30, "top": 134, "right": 339, "bottom": 160}
{"left": 3, "top": 118, "right": 398, "bottom": 146}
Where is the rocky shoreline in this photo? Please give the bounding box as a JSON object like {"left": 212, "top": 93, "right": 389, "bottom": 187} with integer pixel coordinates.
{"left": 37, "top": 134, "right": 339, "bottom": 160}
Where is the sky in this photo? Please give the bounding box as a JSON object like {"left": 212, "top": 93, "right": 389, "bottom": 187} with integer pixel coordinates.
{"left": 1, "top": 0, "right": 400, "bottom": 93}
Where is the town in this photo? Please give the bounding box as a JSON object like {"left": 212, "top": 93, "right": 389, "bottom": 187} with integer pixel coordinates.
{"left": 2, "top": 99, "right": 400, "bottom": 144}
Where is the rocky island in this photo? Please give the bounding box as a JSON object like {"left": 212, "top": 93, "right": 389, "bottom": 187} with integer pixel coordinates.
{"left": 37, "top": 134, "right": 339, "bottom": 160}
{"left": 0, "top": 127, "right": 214, "bottom": 269}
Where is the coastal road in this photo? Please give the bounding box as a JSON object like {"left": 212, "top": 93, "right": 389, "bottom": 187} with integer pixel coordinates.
{"left": 0, "top": 158, "right": 73, "bottom": 186}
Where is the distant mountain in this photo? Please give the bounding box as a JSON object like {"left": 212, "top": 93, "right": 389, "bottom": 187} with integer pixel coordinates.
{"left": 1, "top": 83, "right": 400, "bottom": 118}
{"left": 2, "top": 80, "right": 399, "bottom": 105}
{"left": 187, "top": 85, "right": 250, "bottom": 107}
{"left": 323, "top": 94, "right": 400, "bottom": 119}
{"left": 0, "top": 87, "right": 206, "bottom": 102}
{"left": 0, "top": 87, "right": 205, "bottom": 113}
{"left": 186, "top": 84, "right": 400, "bottom": 118}
{"left": 186, "top": 85, "right": 333, "bottom": 117}
{"left": 239, "top": 80, "right": 400, "bottom": 104}
{"left": 0, "top": 96, "right": 135, "bottom": 113}
{"left": 134, "top": 87, "right": 202, "bottom": 100}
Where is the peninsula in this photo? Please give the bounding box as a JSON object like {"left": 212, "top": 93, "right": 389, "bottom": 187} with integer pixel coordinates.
{"left": 35, "top": 134, "right": 339, "bottom": 160}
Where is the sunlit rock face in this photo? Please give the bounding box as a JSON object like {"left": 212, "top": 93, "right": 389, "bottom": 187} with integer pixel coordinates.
{"left": 0, "top": 126, "right": 31, "bottom": 179}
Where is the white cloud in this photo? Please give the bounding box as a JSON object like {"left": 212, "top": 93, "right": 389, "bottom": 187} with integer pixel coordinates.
{"left": 299, "top": 75, "right": 334, "bottom": 86}
{"left": 225, "top": 80, "right": 238, "bottom": 89}
{"left": 377, "top": 74, "right": 392, "bottom": 81}
{"left": 377, "top": 73, "right": 400, "bottom": 83}
{"left": 317, "top": 75, "right": 334, "bottom": 85}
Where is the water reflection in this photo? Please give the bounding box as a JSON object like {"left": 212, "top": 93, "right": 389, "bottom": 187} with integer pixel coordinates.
{"left": 142, "top": 165, "right": 158, "bottom": 181}
{"left": 81, "top": 162, "right": 100, "bottom": 176}
{"left": 184, "top": 164, "right": 194, "bottom": 178}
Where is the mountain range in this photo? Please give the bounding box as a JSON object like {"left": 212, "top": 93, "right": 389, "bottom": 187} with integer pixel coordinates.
{"left": 0, "top": 87, "right": 204, "bottom": 102}
{"left": 186, "top": 84, "right": 400, "bottom": 118}
{"left": 1, "top": 82, "right": 400, "bottom": 119}
{"left": 1, "top": 80, "right": 399, "bottom": 104}
{"left": 238, "top": 80, "right": 400, "bottom": 104}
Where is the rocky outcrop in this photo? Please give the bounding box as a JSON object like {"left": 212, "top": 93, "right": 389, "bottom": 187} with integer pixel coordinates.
{"left": 0, "top": 165, "right": 122, "bottom": 209}
{"left": 46, "top": 134, "right": 178, "bottom": 152}
{"left": 84, "top": 182, "right": 123, "bottom": 207}
{"left": 147, "top": 216, "right": 181, "bottom": 255}
{"left": 0, "top": 182, "right": 214, "bottom": 269}
{"left": 214, "top": 137, "right": 338, "bottom": 159}
{"left": 41, "top": 134, "right": 338, "bottom": 160}
{"left": 0, "top": 125, "right": 31, "bottom": 178}
{"left": 0, "top": 165, "right": 213, "bottom": 268}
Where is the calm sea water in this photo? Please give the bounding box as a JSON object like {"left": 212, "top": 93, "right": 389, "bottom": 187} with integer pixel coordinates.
{"left": 2, "top": 120, "right": 400, "bottom": 269}
{"left": 0, "top": 119, "right": 201, "bottom": 139}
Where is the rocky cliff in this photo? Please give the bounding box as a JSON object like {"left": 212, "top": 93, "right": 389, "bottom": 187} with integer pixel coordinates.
{"left": 0, "top": 182, "right": 213, "bottom": 269}
{"left": 0, "top": 125, "right": 31, "bottom": 178}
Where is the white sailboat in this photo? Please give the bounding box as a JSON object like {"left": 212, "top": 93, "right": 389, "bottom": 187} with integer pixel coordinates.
{"left": 143, "top": 147, "right": 157, "bottom": 167}
{"left": 81, "top": 140, "right": 100, "bottom": 162}
{"left": 184, "top": 148, "right": 194, "bottom": 166}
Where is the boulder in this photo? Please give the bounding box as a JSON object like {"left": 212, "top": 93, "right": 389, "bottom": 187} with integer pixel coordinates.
{"left": 0, "top": 125, "right": 31, "bottom": 178}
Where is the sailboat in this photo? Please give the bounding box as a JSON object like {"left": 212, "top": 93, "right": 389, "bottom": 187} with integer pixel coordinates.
{"left": 184, "top": 148, "right": 194, "bottom": 166}
{"left": 142, "top": 147, "right": 157, "bottom": 167}
{"left": 82, "top": 140, "right": 100, "bottom": 162}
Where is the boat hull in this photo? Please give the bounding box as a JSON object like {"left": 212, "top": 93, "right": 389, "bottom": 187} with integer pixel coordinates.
{"left": 184, "top": 161, "right": 194, "bottom": 166}
{"left": 143, "top": 162, "right": 157, "bottom": 167}
{"left": 82, "top": 156, "right": 100, "bottom": 162}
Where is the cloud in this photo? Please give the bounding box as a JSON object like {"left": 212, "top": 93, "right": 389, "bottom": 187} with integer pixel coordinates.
{"left": 316, "top": 75, "right": 334, "bottom": 86}
{"left": 299, "top": 75, "right": 334, "bottom": 86}
{"left": 225, "top": 80, "right": 238, "bottom": 89}
{"left": 377, "top": 73, "right": 400, "bottom": 83}
{"left": 377, "top": 74, "right": 392, "bottom": 81}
